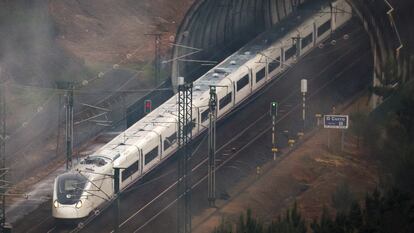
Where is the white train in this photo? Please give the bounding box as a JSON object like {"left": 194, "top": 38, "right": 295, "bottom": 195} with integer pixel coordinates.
{"left": 53, "top": 0, "right": 352, "bottom": 219}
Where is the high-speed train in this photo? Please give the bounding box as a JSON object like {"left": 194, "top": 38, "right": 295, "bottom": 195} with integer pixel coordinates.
{"left": 53, "top": 0, "right": 352, "bottom": 219}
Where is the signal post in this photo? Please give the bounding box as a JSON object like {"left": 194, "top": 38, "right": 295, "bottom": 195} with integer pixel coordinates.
{"left": 270, "top": 102, "right": 278, "bottom": 160}
{"left": 207, "top": 86, "right": 217, "bottom": 207}
{"left": 299, "top": 79, "right": 307, "bottom": 136}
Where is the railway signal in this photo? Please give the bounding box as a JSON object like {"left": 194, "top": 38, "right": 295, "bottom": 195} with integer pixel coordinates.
{"left": 300, "top": 79, "right": 307, "bottom": 135}
{"left": 270, "top": 101, "right": 278, "bottom": 117}
{"left": 270, "top": 101, "right": 278, "bottom": 160}
{"left": 144, "top": 99, "right": 152, "bottom": 114}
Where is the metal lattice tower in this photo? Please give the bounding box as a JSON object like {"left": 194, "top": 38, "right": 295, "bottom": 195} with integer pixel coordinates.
{"left": 177, "top": 81, "right": 192, "bottom": 233}
{"left": 0, "top": 80, "right": 6, "bottom": 230}
{"left": 207, "top": 86, "right": 217, "bottom": 207}
{"left": 65, "top": 84, "right": 74, "bottom": 170}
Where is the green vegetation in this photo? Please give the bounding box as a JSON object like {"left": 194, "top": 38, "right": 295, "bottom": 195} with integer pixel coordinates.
{"left": 214, "top": 204, "right": 306, "bottom": 233}
{"left": 213, "top": 189, "right": 414, "bottom": 233}
{"left": 311, "top": 188, "right": 414, "bottom": 233}
{"left": 369, "top": 84, "right": 414, "bottom": 193}
{"left": 331, "top": 181, "right": 355, "bottom": 214}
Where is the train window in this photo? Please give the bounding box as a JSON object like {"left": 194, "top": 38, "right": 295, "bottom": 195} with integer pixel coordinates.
{"left": 201, "top": 109, "right": 209, "bottom": 122}
{"left": 301, "top": 33, "right": 313, "bottom": 49}
{"left": 255, "top": 67, "right": 266, "bottom": 83}
{"left": 164, "top": 133, "right": 177, "bottom": 151}
{"left": 57, "top": 173, "right": 87, "bottom": 204}
{"left": 285, "top": 45, "right": 297, "bottom": 60}
{"left": 122, "top": 161, "right": 139, "bottom": 181}
{"left": 237, "top": 75, "right": 249, "bottom": 91}
{"left": 219, "top": 92, "right": 232, "bottom": 110}
{"left": 144, "top": 146, "right": 159, "bottom": 165}
{"left": 317, "top": 20, "right": 331, "bottom": 36}
{"left": 268, "top": 57, "right": 280, "bottom": 73}
{"left": 80, "top": 156, "right": 107, "bottom": 167}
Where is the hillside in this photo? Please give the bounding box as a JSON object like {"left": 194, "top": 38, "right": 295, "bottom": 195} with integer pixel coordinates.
{"left": 0, "top": 0, "right": 195, "bottom": 183}
{"left": 49, "top": 0, "right": 194, "bottom": 66}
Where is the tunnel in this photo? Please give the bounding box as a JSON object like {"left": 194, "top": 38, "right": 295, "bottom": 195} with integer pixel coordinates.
{"left": 171, "top": 0, "right": 307, "bottom": 89}
{"left": 128, "top": 0, "right": 412, "bottom": 128}
{"left": 170, "top": 0, "right": 412, "bottom": 108}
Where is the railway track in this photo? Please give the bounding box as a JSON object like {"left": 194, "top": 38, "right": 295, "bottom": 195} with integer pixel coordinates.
{"left": 112, "top": 52, "right": 371, "bottom": 233}
{"left": 16, "top": 21, "right": 370, "bottom": 233}
{"left": 74, "top": 33, "right": 370, "bottom": 233}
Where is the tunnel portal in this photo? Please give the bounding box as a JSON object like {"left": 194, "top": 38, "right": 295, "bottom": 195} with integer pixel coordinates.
{"left": 171, "top": 0, "right": 308, "bottom": 89}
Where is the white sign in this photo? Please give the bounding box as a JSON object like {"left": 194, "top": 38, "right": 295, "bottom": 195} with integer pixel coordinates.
{"left": 301, "top": 79, "right": 307, "bottom": 93}
{"left": 324, "top": 115, "right": 349, "bottom": 129}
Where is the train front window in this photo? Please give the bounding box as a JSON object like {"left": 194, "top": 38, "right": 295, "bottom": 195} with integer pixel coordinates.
{"left": 56, "top": 173, "right": 87, "bottom": 205}
{"left": 80, "top": 156, "right": 107, "bottom": 167}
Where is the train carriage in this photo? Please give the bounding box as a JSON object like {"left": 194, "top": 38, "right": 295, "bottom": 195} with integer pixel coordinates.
{"left": 52, "top": 0, "right": 353, "bottom": 219}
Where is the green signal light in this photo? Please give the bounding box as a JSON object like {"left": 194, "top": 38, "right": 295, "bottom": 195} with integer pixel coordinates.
{"left": 270, "top": 101, "right": 278, "bottom": 117}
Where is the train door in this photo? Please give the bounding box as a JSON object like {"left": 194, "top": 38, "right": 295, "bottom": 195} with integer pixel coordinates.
{"left": 162, "top": 125, "right": 178, "bottom": 159}
{"left": 198, "top": 96, "right": 210, "bottom": 130}
{"left": 216, "top": 83, "right": 233, "bottom": 117}
{"left": 283, "top": 37, "right": 297, "bottom": 67}
{"left": 299, "top": 22, "right": 315, "bottom": 56}
{"left": 331, "top": 0, "right": 352, "bottom": 30}
{"left": 266, "top": 45, "right": 282, "bottom": 79}
{"left": 118, "top": 147, "right": 141, "bottom": 190}
{"left": 233, "top": 66, "right": 251, "bottom": 105}
{"left": 142, "top": 135, "right": 160, "bottom": 173}
{"left": 251, "top": 55, "right": 267, "bottom": 92}
{"left": 315, "top": 12, "right": 332, "bottom": 44}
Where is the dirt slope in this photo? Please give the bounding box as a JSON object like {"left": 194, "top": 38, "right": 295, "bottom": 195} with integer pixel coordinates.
{"left": 49, "top": 0, "right": 194, "bottom": 66}
{"left": 193, "top": 97, "right": 379, "bottom": 233}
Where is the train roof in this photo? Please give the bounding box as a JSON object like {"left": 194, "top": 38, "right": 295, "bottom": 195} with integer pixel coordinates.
{"left": 192, "top": 0, "right": 329, "bottom": 98}
{"left": 75, "top": 0, "right": 331, "bottom": 166}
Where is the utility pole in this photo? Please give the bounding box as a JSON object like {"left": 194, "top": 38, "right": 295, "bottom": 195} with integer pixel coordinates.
{"left": 270, "top": 102, "right": 278, "bottom": 160}
{"left": 145, "top": 33, "right": 162, "bottom": 85}
{"left": 0, "top": 78, "right": 7, "bottom": 232}
{"left": 56, "top": 93, "right": 62, "bottom": 157}
{"left": 65, "top": 83, "right": 74, "bottom": 170}
{"left": 207, "top": 86, "right": 217, "bottom": 207}
{"left": 58, "top": 81, "right": 75, "bottom": 170}
{"left": 113, "top": 167, "right": 120, "bottom": 233}
{"left": 177, "top": 77, "right": 192, "bottom": 233}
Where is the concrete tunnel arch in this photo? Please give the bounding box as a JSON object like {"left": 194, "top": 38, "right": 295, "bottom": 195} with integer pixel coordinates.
{"left": 171, "top": 0, "right": 307, "bottom": 89}
{"left": 170, "top": 0, "right": 409, "bottom": 106}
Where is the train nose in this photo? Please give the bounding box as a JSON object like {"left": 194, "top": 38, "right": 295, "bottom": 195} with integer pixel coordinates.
{"left": 53, "top": 205, "right": 79, "bottom": 219}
